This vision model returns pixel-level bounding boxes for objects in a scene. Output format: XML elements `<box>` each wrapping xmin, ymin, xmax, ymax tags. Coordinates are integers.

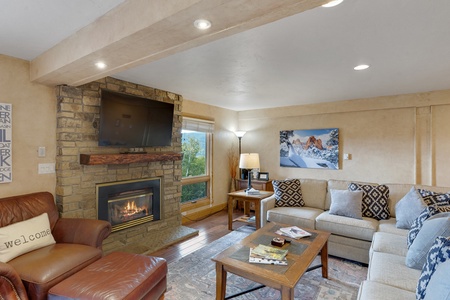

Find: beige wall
<box><xmin>0</xmin><ymin>55</ymin><xmax>57</xmax><ymax>196</ymax></box>
<box><xmin>238</xmin><ymin>90</ymin><xmax>450</xmax><ymax>187</ymax></box>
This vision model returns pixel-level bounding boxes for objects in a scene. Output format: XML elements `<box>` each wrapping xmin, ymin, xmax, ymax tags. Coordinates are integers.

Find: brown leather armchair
<box><xmin>0</xmin><ymin>192</ymin><xmax>112</xmax><ymax>300</ymax></box>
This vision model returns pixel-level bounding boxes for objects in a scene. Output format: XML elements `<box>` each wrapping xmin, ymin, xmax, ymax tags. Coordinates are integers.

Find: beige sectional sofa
<box><xmin>357</xmin><ymin>231</ymin><xmax>418</xmax><ymax>299</ymax></box>
<box><xmin>259</xmin><ymin>178</ymin><xmax>450</xmax><ymax>298</ymax></box>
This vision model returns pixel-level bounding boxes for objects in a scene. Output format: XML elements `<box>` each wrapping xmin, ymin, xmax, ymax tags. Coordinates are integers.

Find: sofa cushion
<box><xmin>348</xmin><ymin>183</ymin><xmax>390</xmax><ymax>220</ymax></box>
<box><xmin>407</xmin><ymin>205</ymin><xmax>450</xmax><ymax>248</ymax></box>
<box><xmin>0</xmin><ymin>213</ymin><xmax>56</xmax><ymax>263</ymax></box>
<box><xmin>371</xmin><ymin>232</ymin><xmax>408</xmax><ymax>257</ymax></box>
<box><xmin>406</xmin><ymin>214</ymin><xmax>450</xmax><ymax>269</ymax></box>
<box><xmin>8</xmin><ymin>243</ymin><xmax>102</xmax><ymax>299</ymax></box>
<box><xmin>378</xmin><ymin>219</ymin><xmax>409</xmax><ymax>236</ymax></box>
<box><xmin>316</xmin><ymin>211</ymin><xmax>378</xmax><ymax>241</ymax></box>
<box><xmin>298</xmin><ymin>178</ymin><xmax>327</xmax><ymax>210</ymax></box>
<box><xmin>395</xmin><ymin>187</ymin><xmax>426</xmax><ymax>229</ymax></box>
<box><xmin>417</xmin><ymin>188</ymin><xmax>450</xmax><ymax>206</ymax></box>
<box><xmin>272</xmin><ymin>179</ymin><xmax>305</xmax><ymax>207</ymax></box>
<box><xmin>329</xmin><ymin>189</ymin><xmax>363</xmax><ymax>219</ymax></box>
<box><xmin>368</xmin><ymin>252</ymin><xmax>421</xmax><ymax>292</ymax></box>
<box><xmin>416</xmin><ymin>236</ymin><xmax>450</xmax><ymax>300</ymax></box>
<box><xmin>267</xmin><ymin>206</ymin><xmax>322</xmax><ymax>229</ymax></box>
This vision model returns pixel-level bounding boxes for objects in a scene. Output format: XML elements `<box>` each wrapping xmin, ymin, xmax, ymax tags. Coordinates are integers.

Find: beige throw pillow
<box><xmin>0</xmin><ymin>212</ymin><xmax>56</xmax><ymax>262</ymax></box>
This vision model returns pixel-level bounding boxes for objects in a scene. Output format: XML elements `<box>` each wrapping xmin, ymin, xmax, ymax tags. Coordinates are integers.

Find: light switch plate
<box><xmin>38</xmin><ymin>163</ymin><xmax>55</xmax><ymax>174</ymax></box>
<box><xmin>38</xmin><ymin>147</ymin><xmax>46</xmax><ymax>157</ymax></box>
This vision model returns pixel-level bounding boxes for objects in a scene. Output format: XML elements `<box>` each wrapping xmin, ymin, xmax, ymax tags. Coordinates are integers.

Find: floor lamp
<box><xmin>239</xmin><ymin>153</ymin><xmax>260</xmax><ymax>191</ymax></box>
<box><xmin>234</xmin><ymin>131</ymin><xmax>246</xmax><ymax>179</ymax></box>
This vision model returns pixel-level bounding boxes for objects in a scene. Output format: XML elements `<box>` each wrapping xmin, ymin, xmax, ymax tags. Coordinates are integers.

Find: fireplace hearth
<box><xmin>96</xmin><ymin>178</ymin><xmax>162</xmax><ymax>232</ymax></box>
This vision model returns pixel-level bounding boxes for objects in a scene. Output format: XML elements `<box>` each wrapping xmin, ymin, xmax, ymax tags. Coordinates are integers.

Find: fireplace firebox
<box><xmin>96</xmin><ymin>178</ymin><xmax>162</xmax><ymax>232</ymax></box>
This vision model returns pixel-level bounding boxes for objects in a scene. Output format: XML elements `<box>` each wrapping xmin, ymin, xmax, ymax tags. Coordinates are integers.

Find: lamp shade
<box><xmin>234</xmin><ymin>131</ymin><xmax>246</xmax><ymax>138</ymax></box>
<box><xmin>239</xmin><ymin>153</ymin><xmax>260</xmax><ymax>169</ymax></box>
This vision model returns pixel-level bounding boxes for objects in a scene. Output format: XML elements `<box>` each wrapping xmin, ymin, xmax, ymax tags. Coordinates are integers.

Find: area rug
<box><xmin>165</xmin><ymin>229</ymin><xmax>368</xmax><ymax>300</ymax></box>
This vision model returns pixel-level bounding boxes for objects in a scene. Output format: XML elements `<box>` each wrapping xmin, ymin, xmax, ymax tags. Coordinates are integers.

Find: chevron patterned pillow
<box><xmin>348</xmin><ymin>183</ymin><xmax>390</xmax><ymax>220</ymax></box>
<box><xmin>272</xmin><ymin>179</ymin><xmax>305</xmax><ymax>207</ymax></box>
<box><xmin>407</xmin><ymin>205</ymin><xmax>450</xmax><ymax>248</ymax></box>
<box><xmin>416</xmin><ymin>236</ymin><xmax>450</xmax><ymax>300</ymax></box>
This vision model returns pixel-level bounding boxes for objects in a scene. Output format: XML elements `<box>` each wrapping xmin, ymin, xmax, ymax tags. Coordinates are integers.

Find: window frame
<box><xmin>180</xmin><ymin>116</ymin><xmax>214</xmax><ymax>212</ymax></box>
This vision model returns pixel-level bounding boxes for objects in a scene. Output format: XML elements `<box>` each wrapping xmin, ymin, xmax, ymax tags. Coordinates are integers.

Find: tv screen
<box><xmin>98</xmin><ymin>90</ymin><xmax>174</xmax><ymax>147</ymax></box>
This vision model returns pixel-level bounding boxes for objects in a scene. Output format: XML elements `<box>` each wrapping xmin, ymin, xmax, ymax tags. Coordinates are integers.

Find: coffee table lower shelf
<box><xmin>222</xmin><ymin>263</ymin><xmax>324</xmax><ymax>299</ymax></box>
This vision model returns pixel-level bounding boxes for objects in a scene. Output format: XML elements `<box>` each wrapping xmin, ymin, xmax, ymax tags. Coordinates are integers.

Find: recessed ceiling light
<box><xmin>95</xmin><ymin>62</ymin><xmax>107</xmax><ymax>69</ymax></box>
<box><xmin>322</xmin><ymin>0</ymin><xmax>344</xmax><ymax>8</ymax></box>
<box><xmin>354</xmin><ymin>64</ymin><xmax>370</xmax><ymax>71</ymax></box>
<box><xmin>194</xmin><ymin>19</ymin><xmax>211</xmax><ymax>30</ymax></box>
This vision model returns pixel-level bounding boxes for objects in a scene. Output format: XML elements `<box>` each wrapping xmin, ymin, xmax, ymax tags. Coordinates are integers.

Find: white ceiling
<box><xmin>2</xmin><ymin>0</ymin><xmax>450</xmax><ymax>111</ymax></box>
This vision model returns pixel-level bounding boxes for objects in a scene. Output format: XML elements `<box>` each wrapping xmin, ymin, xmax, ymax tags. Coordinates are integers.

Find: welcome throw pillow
<box><xmin>0</xmin><ymin>213</ymin><xmax>56</xmax><ymax>262</ymax></box>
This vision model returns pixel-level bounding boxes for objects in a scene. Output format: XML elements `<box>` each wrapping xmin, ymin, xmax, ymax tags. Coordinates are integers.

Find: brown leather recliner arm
<box><xmin>52</xmin><ymin>218</ymin><xmax>112</xmax><ymax>250</ymax></box>
<box><xmin>0</xmin><ymin>262</ymin><xmax>28</xmax><ymax>300</ymax></box>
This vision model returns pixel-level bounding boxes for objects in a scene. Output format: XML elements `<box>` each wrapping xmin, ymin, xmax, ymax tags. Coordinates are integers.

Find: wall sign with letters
<box><xmin>0</xmin><ymin>103</ymin><xmax>12</xmax><ymax>183</ymax></box>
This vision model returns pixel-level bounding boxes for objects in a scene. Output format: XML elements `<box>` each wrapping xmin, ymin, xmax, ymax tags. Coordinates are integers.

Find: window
<box><xmin>181</xmin><ymin>117</ymin><xmax>214</xmax><ymax>210</ymax></box>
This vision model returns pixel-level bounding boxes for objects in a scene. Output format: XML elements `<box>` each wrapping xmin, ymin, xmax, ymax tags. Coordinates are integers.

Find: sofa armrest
<box><xmin>260</xmin><ymin>195</ymin><xmax>276</xmax><ymax>228</ymax></box>
<box><xmin>0</xmin><ymin>262</ymin><xmax>28</xmax><ymax>300</ymax></box>
<box><xmin>52</xmin><ymin>218</ymin><xmax>112</xmax><ymax>250</ymax></box>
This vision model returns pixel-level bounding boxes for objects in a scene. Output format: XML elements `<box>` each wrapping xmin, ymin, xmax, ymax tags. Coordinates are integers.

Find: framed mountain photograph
<box><xmin>279</xmin><ymin>128</ymin><xmax>339</xmax><ymax>169</ymax></box>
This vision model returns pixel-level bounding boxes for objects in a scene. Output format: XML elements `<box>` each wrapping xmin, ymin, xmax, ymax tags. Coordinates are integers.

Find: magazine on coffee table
<box><xmin>249</xmin><ymin>247</ymin><xmax>288</xmax><ymax>265</ymax></box>
<box><xmin>277</xmin><ymin>226</ymin><xmax>311</xmax><ymax>239</ymax></box>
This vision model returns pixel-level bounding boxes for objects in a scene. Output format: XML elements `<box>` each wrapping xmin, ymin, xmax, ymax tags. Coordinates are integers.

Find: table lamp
<box><xmin>239</xmin><ymin>153</ymin><xmax>260</xmax><ymax>191</ymax></box>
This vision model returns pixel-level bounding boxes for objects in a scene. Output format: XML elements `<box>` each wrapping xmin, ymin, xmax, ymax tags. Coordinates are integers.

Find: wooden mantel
<box><xmin>80</xmin><ymin>152</ymin><xmax>183</xmax><ymax>165</ymax></box>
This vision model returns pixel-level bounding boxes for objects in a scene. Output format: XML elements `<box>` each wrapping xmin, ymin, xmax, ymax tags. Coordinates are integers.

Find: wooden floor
<box><xmin>149</xmin><ymin>208</ymin><xmax>252</xmax><ymax>264</ymax></box>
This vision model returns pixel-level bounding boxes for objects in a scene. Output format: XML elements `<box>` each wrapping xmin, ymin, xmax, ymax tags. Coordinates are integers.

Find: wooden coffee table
<box><xmin>212</xmin><ymin>222</ymin><xmax>330</xmax><ymax>300</ymax></box>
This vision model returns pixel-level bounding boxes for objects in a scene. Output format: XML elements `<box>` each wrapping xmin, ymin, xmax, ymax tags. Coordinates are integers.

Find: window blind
<box><xmin>182</xmin><ymin>117</ymin><xmax>214</xmax><ymax>133</ymax></box>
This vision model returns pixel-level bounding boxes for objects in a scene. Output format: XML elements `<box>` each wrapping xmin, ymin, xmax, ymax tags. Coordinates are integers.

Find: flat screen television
<box><xmin>98</xmin><ymin>90</ymin><xmax>174</xmax><ymax>147</ymax></box>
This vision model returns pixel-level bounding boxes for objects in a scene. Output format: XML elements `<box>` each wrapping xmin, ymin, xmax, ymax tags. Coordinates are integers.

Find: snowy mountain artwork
<box><xmin>280</xmin><ymin>128</ymin><xmax>339</xmax><ymax>169</ymax></box>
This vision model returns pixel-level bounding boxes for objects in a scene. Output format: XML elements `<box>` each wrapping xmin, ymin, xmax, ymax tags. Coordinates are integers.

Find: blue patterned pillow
<box><xmin>272</xmin><ymin>179</ymin><xmax>305</xmax><ymax>207</ymax></box>
<box><xmin>348</xmin><ymin>183</ymin><xmax>390</xmax><ymax>220</ymax></box>
<box><xmin>407</xmin><ymin>205</ymin><xmax>450</xmax><ymax>248</ymax></box>
<box><xmin>417</xmin><ymin>189</ymin><xmax>450</xmax><ymax>206</ymax></box>
<box><xmin>416</xmin><ymin>236</ymin><xmax>450</xmax><ymax>300</ymax></box>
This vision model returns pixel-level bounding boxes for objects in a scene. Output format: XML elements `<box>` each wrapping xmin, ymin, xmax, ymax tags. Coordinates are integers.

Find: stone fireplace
<box><xmin>55</xmin><ymin>77</ymin><xmax>196</xmax><ymax>254</ymax></box>
<box><xmin>96</xmin><ymin>177</ymin><xmax>161</xmax><ymax>232</ymax></box>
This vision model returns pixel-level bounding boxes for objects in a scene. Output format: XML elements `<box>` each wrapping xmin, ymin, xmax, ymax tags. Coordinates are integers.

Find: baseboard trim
<box><xmin>181</xmin><ymin>203</ymin><xmax>227</xmax><ymax>224</ymax></box>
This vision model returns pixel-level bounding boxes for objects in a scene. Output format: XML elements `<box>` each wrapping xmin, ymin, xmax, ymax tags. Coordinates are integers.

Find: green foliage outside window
<box><xmin>181</xmin><ymin>131</ymin><xmax>208</xmax><ymax>203</ymax></box>
<box><xmin>181</xmin><ymin>182</ymin><xmax>207</xmax><ymax>203</ymax></box>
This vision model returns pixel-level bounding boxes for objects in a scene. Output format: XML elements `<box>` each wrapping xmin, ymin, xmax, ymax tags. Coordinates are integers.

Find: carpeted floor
<box><xmin>165</xmin><ymin>228</ymin><xmax>368</xmax><ymax>300</ymax></box>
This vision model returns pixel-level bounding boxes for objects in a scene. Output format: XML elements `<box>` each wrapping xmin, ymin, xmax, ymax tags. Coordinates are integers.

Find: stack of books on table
<box><xmin>245</xmin><ymin>188</ymin><xmax>260</xmax><ymax>195</ymax></box>
<box><xmin>249</xmin><ymin>244</ymin><xmax>288</xmax><ymax>265</ymax></box>
<box><xmin>276</xmin><ymin>226</ymin><xmax>311</xmax><ymax>239</ymax></box>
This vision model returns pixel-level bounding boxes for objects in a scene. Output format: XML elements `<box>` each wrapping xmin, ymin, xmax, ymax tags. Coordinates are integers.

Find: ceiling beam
<box><xmin>30</xmin><ymin>0</ymin><xmax>328</xmax><ymax>87</ymax></box>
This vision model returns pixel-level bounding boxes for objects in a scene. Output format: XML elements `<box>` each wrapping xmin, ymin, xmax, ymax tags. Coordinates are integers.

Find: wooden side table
<box><xmin>227</xmin><ymin>190</ymin><xmax>273</xmax><ymax>230</ymax></box>
<box><xmin>235</xmin><ymin>179</ymin><xmax>273</xmax><ymax>211</ymax></box>
<box><xmin>235</xmin><ymin>179</ymin><xmax>273</xmax><ymax>191</ymax></box>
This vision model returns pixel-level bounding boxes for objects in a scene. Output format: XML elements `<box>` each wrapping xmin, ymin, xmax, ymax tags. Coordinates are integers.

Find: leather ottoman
<box><xmin>48</xmin><ymin>252</ymin><xmax>167</xmax><ymax>300</ymax></box>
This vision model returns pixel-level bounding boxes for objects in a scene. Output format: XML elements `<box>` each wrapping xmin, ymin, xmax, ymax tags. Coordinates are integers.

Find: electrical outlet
<box><xmin>38</xmin><ymin>163</ymin><xmax>55</xmax><ymax>174</ymax></box>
